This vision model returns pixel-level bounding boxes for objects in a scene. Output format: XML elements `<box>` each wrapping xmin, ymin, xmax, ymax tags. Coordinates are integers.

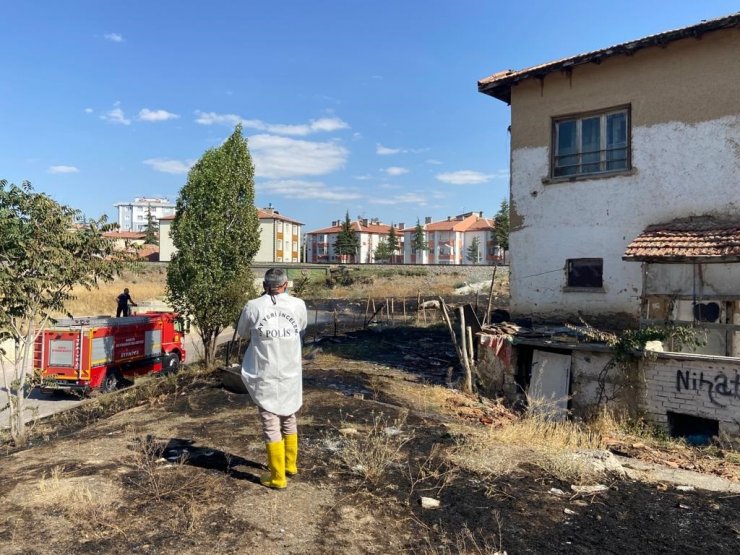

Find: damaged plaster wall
<box><xmin>645</xmin><ymin>263</ymin><xmax>740</xmax><ymax>297</ymax></box>
<box><xmin>507</xmin><ymin>28</ymin><xmax>740</xmax><ymax>324</ymax></box>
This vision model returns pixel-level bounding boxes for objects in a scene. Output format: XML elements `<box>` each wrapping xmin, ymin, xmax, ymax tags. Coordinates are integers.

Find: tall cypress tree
<box><xmin>166</xmin><ymin>124</ymin><xmax>260</xmax><ymax>366</ymax></box>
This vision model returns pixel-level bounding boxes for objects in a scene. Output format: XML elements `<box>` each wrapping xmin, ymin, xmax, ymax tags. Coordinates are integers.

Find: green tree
<box><xmin>494</xmin><ymin>199</ymin><xmax>510</xmax><ymax>251</ymax></box>
<box><xmin>143</xmin><ymin>206</ymin><xmax>158</xmax><ymax>245</ymax></box>
<box><xmin>0</xmin><ymin>180</ymin><xmax>131</xmax><ymax>446</ymax></box>
<box><xmin>166</xmin><ymin>125</ymin><xmax>260</xmax><ymax>366</ymax></box>
<box><xmin>387</xmin><ymin>225</ymin><xmax>399</xmax><ymax>263</ymax></box>
<box><xmin>411</xmin><ymin>219</ymin><xmax>428</xmax><ymax>259</ymax></box>
<box><xmin>373</xmin><ymin>238</ymin><xmax>392</xmax><ymax>263</ymax></box>
<box><xmin>334</xmin><ymin>211</ymin><xmax>359</xmax><ymax>262</ymax></box>
<box><xmin>466</xmin><ymin>236</ymin><xmax>481</xmax><ymax>264</ymax></box>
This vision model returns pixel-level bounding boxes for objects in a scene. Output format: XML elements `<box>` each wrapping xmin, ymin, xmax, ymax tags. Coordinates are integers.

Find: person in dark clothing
<box><xmin>116</xmin><ymin>288</ymin><xmax>137</xmax><ymax>317</ymax></box>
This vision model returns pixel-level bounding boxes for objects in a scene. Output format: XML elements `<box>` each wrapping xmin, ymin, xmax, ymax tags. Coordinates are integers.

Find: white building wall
<box><xmin>158</xmin><ymin>220</ymin><xmax>175</xmax><ymax>262</ymax></box>
<box><xmin>509</xmin><ymin>115</ymin><xmax>740</xmax><ymax>324</ymax></box>
<box><xmin>255</xmin><ymin>221</ymin><xmax>275</xmax><ymax>263</ymax></box>
<box><xmin>117</xmin><ymin>199</ymin><xmax>176</xmax><ymax>232</ymax></box>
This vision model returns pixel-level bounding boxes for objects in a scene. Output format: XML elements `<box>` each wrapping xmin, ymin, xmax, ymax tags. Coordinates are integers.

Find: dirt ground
<box><xmin>1</xmin><ymin>326</ymin><xmax>739</xmax><ymax>554</ymax></box>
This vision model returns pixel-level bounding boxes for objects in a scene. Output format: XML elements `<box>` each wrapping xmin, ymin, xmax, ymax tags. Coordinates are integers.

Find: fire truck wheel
<box><xmin>164</xmin><ymin>352</ymin><xmax>181</xmax><ymax>375</ymax></box>
<box><xmin>100</xmin><ymin>369</ymin><xmax>122</xmax><ymax>393</ymax></box>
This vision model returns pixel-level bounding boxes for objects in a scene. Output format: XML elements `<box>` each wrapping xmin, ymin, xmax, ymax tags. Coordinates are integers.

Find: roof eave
<box><xmin>623</xmin><ymin>255</ymin><xmax>740</xmax><ymax>263</ymax></box>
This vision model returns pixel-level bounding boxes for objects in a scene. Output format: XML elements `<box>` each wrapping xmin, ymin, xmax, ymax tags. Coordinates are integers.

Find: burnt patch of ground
<box><xmin>1</xmin><ymin>328</ymin><xmax>739</xmax><ymax>554</ymax></box>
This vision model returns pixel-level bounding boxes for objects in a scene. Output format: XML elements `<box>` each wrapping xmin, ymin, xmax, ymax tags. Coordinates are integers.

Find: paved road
<box><xmin>0</xmin><ymin>328</ymin><xmax>235</xmax><ymax>430</ymax></box>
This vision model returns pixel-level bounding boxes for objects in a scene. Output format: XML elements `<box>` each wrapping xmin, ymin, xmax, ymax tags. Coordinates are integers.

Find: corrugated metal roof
<box><xmin>623</xmin><ymin>219</ymin><xmax>740</xmax><ymax>262</ymax></box>
<box><xmin>479</xmin><ymin>13</ymin><xmax>740</xmax><ymax>103</ymax></box>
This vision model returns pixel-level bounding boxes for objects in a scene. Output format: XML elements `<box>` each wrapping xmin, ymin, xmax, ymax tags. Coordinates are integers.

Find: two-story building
<box><xmin>479</xmin><ymin>14</ymin><xmax>740</xmax><ymax>438</ymax></box>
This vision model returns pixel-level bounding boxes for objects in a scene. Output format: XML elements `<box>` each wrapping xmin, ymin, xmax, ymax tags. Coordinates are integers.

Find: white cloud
<box><xmin>376</xmin><ymin>143</ymin><xmax>429</xmax><ymax>156</ymax></box>
<box><xmin>369</xmin><ymin>192</ymin><xmax>427</xmax><ymax>205</ymax></box>
<box><xmin>376</xmin><ymin>143</ymin><xmax>401</xmax><ymax>155</ymax></box>
<box><xmin>257</xmin><ymin>180</ymin><xmax>361</xmax><ymax>201</ymax></box>
<box><xmin>378</xmin><ymin>183</ymin><xmax>400</xmax><ymax>190</ymax></box>
<box><xmin>84</xmin><ymin>107</ymin><xmax>93</xmax><ymax>114</ymax></box>
<box><xmin>104</xmin><ymin>33</ymin><xmax>124</xmax><ymax>43</ymax></box>
<box><xmin>353</xmin><ymin>174</ymin><xmax>373</xmax><ymax>181</ymax></box>
<box><xmin>194</xmin><ymin>111</ymin><xmax>242</xmax><ymax>126</ymax></box>
<box><xmin>435</xmin><ymin>170</ymin><xmax>495</xmax><ymax>185</ymax></box>
<box><xmin>138</xmin><ymin>108</ymin><xmax>180</xmax><ymax>122</ymax></box>
<box><xmin>383</xmin><ymin>166</ymin><xmax>409</xmax><ymax>176</ymax></box>
<box><xmin>425</xmin><ymin>159</ymin><xmax>443</xmax><ymax>165</ymax></box>
<box><xmin>194</xmin><ymin>111</ymin><xmax>349</xmax><ymax>136</ymax></box>
<box><xmin>143</xmin><ymin>158</ymin><xmax>194</xmax><ymax>174</ymax></box>
<box><xmin>48</xmin><ymin>165</ymin><xmax>79</xmax><ymax>174</ymax></box>
<box><xmin>100</xmin><ymin>103</ymin><xmax>130</xmax><ymax>125</ymax></box>
<box><xmin>250</xmin><ymin>134</ymin><xmax>348</xmax><ymax>178</ymax></box>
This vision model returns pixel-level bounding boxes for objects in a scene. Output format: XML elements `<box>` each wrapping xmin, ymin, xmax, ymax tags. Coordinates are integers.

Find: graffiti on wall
<box><xmin>676</xmin><ymin>370</ymin><xmax>740</xmax><ymax>408</ymax></box>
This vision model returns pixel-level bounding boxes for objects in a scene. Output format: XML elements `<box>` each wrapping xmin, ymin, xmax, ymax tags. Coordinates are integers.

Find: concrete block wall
<box><xmin>639</xmin><ymin>357</ymin><xmax>740</xmax><ymax>436</ymax></box>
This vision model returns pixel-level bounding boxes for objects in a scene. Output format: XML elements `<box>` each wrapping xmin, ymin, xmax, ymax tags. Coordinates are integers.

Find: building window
<box><xmin>566</xmin><ymin>258</ymin><xmax>603</xmax><ymax>289</ymax></box>
<box><xmin>552</xmin><ymin>107</ymin><xmax>629</xmax><ymax>178</ymax></box>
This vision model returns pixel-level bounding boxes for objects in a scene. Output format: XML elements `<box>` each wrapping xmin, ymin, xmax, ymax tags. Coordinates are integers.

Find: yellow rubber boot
<box><xmin>284</xmin><ymin>433</ymin><xmax>298</xmax><ymax>476</ymax></box>
<box><xmin>260</xmin><ymin>440</ymin><xmax>287</xmax><ymax>489</ymax></box>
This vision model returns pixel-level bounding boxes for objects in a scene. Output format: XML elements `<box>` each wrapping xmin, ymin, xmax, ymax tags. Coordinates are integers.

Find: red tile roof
<box><xmin>623</xmin><ymin>219</ymin><xmax>740</xmax><ymax>262</ymax></box>
<box><xmin>258</xmin><ymin>209</ymin><xmax>303</xmax><ymax>225</ymax></box>
<box><xmin>307</xmin><ymin>220</ymin><xmax>393</xmax><ymax>235</ymax></box>
<box><xmin>425</xmin><ymin>214</ymin><xmax>494</xmax><ymax>232</ymax></box>
<box><xmin>104</xmin><ymin>231</ymin><xmax>147</xmax><ymax>240</ymax></box>
<box><xmin>479</xmin><ymin>13</ymin><xmax>740</xmax><ymax>103</ymax></box>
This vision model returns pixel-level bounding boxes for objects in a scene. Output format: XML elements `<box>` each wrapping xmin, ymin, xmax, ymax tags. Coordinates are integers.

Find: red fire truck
<box><xmin>34</xmin><ymin>312</ymin><xmax>187</xmax><ymax>394</ymax></box>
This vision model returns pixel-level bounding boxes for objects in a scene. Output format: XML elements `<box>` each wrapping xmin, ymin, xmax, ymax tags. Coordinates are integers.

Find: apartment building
<box><xmin>158</xmin><ymin>206</ymin><xmax>303</xmax><ymax>263</ymax></box>
<box><xmin>115</xmin><ymin>197</ymin><xmax>175</xmax><ymax>232</ymax></box>
<box><xmin>402</xmin><ymin>212</ymin><xmax>498</xmax><ymax>265</ymax></box>
<box><xmin>305</xmin><ymin>218</ymin><xmax>404</xmax><ymax>264</ymax></box>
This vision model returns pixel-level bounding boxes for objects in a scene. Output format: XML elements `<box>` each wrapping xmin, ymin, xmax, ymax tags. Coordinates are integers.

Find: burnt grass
<box><xmin>0</xmin><ymin>326</ymin><xmax>739</xmax><ymax>554</ymax></box>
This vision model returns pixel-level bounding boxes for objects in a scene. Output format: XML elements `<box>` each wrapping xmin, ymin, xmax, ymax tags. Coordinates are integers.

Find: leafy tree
<box><xmin>411</xmin><ymin>219</ymin><xmax>428</xmax><ymax>259</ymax></box>
<box><xmin>466</xmin><ymin>236</ymin><xmax>481</xmax><ymax>264</ymax></box>
<box><xmin>0</xmin><ymin>180</ymin><xmax>131</xmax><ymax>446</ymax></box>
<box><xmin>494</xmin><ymin>199</ymin><xmax>510</xmax><ymax>251</ymax></box>
<box><xmin>387</xmin><ymin>225</ymin><xmax>399</xmax><ymax>263</ymax></box>
<box><xmin>166</xmin><ymin>125</ymin><xmax>260</xmax><ymax>366</ymax></box>
<box><xmin>373</xmin><ymin>238</ymin><xmax>392</xmax><ymax>263</ymax></box>
<box><xmin>334</xmin><ymin>211</ymin><xmax>359</xmax><ymax>262</ymax></box>
<box><xmin>143</xmin><ymin>206</ymin><xmax>158</xmax><ymax>245</ymax></box>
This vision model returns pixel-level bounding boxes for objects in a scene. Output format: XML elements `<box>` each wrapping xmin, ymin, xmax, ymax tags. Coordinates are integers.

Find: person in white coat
<box><xmin>237</xmin><ymin>268</ymin><xmax>307</xmax><ymax>489</ymax></box>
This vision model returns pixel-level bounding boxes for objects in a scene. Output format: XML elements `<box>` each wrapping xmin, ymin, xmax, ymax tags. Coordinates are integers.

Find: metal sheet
<box><xmin>49</xmin><ymin>340</ymin><xmax>75</xmax><ymax>367</ymax></box>
<box><xmin>91</xmin><ymin>336</ymin><xmax>115</xmax><ymax>365</ymax></box>
<box><xmin>145</xmin><ymin>329</ymin><xmax>162</xmax><ymax>356</ymax></box>
<box><xmin>530</xmin><ymin>350</ymin><xmax>572</xmax><ymax>421</ymax></box>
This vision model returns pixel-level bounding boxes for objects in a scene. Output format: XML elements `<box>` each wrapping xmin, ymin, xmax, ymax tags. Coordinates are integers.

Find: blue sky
<box><xmin>1</xmin><ymin>1</ymin><xmax>737</xmax><ymax>232</ymax></box>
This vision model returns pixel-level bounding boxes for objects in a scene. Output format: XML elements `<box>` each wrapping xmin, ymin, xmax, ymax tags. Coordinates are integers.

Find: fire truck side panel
<box><xmin>35</xmin><ymin>312</ymin><xmax>186</xmax><ymax>392</ymax></box>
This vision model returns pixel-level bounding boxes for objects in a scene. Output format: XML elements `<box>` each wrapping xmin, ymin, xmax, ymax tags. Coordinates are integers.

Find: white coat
<box><xmin>237</xmin><ymin>292</ymin><xmax>308</xmax><ymax>416</ymax></box>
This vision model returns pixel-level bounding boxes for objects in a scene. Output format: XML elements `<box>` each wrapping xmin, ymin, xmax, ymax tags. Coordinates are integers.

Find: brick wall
<box><xmin>639</xmin><ymin>357</ymin><xmax>740</xmax><ymax>436</ymax></box>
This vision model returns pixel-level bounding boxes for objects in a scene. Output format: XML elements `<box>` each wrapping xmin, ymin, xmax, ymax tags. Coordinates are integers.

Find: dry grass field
<box><xmin>59</xmin><ymin>264</ymin><xmax>509</xmax><ymax>317</ymax></box>
<box><xmin>60</xmin><ymin>266</ymin><xmax>168</xmax><ymax>317</ymax></box>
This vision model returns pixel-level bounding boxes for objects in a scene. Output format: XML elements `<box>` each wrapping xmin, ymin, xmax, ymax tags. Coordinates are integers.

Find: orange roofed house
<box><xmin>305</xmin><ymin>218</ymin><xmax>405</xmax><ymax>264</ymax></box>
<box><xmin>403</xmin><ymin>212</ymin><xmax>498</xmax><ymax>265</ymax></box>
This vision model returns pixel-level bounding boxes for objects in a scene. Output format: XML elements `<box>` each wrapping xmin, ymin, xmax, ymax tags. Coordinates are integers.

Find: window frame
<box><xmin>551</xmin><ymin>105</ymin><xmax>631</xmax><ymax>180</ymax></box>
<box><xmin>564</xmin><ymin>258</ymin><xmax>604</xmax><ymax>291</ymax></box>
